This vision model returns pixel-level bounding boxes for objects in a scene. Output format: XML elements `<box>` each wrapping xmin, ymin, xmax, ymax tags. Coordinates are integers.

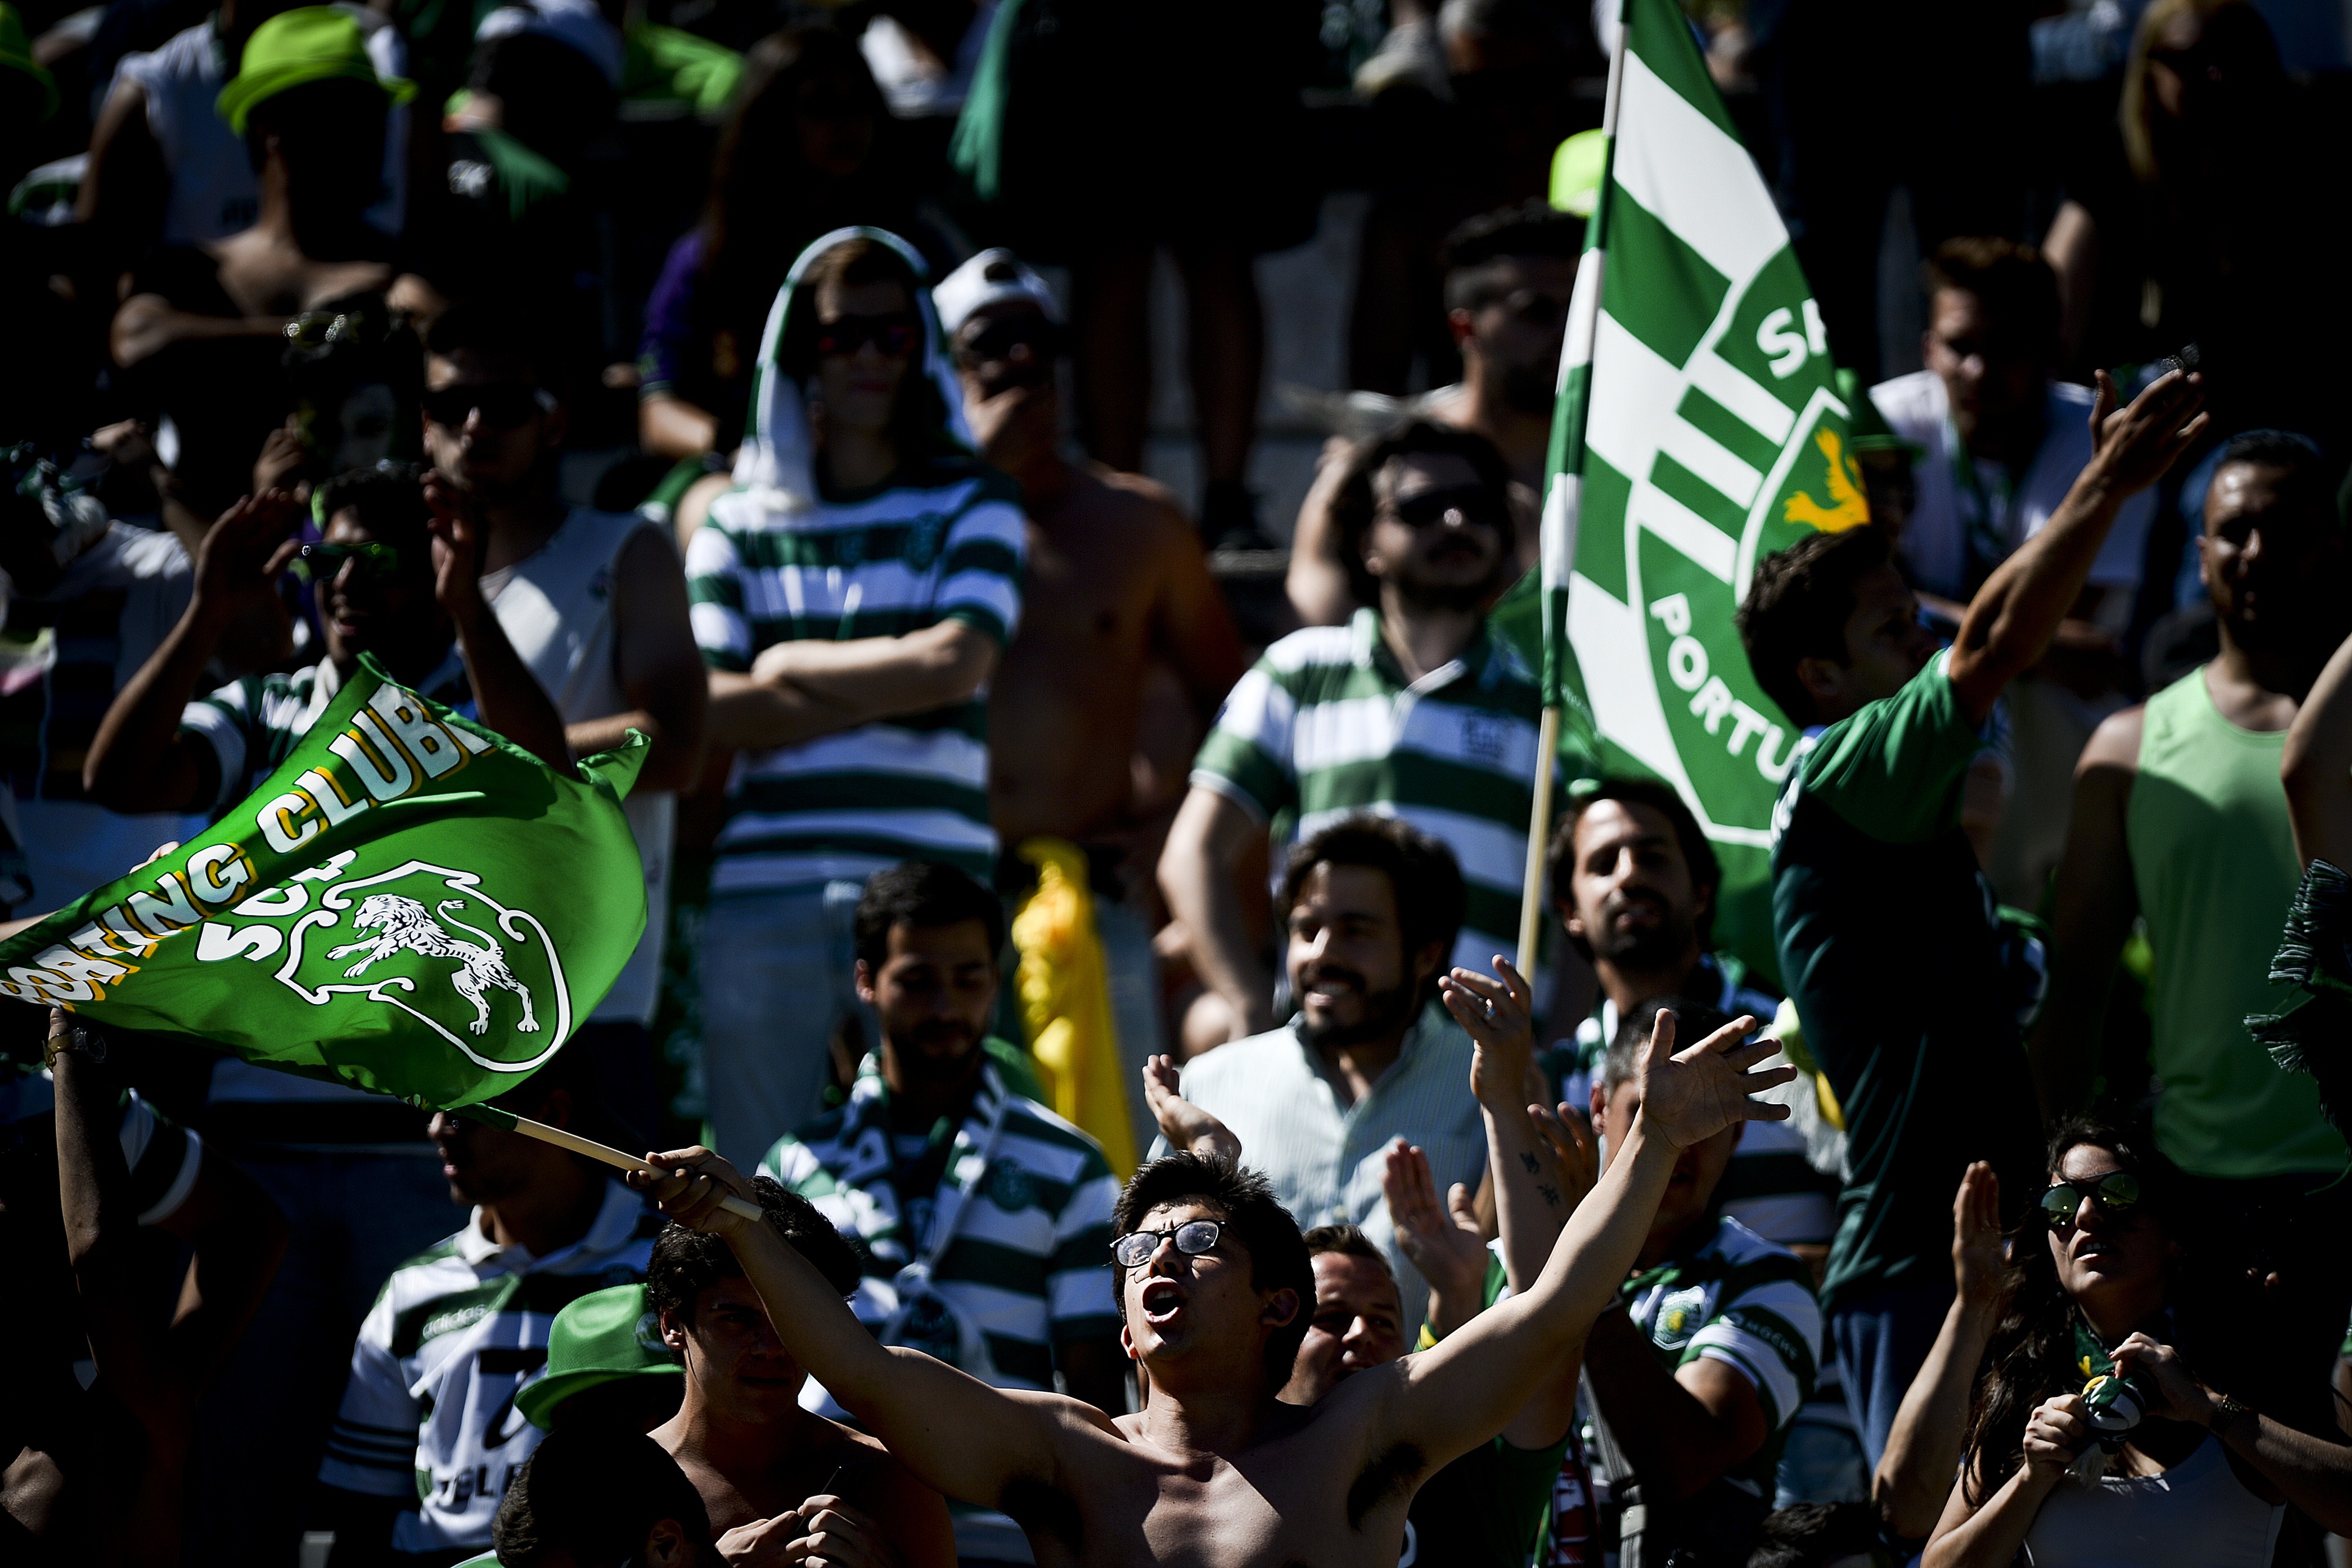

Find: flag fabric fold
<box><xmin>1536</xmin><ymin>0</ymin><xmax>1869</xmax><ymax>981</ymax></box>
<box><xmin>0</xmin><ymin>656</ymin><xmax>649</xmax><ymax>1111</ymax></box>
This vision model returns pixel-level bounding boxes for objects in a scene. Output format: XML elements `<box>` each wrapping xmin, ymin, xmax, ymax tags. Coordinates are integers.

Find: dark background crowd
<box><xmin>8</xmin><ymin>0</ymin><xmax>2352</xmax><ymax>1566</ymax></box>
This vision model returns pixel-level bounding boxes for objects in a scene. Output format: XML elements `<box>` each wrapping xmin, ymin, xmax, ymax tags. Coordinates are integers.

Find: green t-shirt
<box><xmin>1406</xmin><ymin>1253</ymin><xmax>1573</xmax><ymax>1568</ymax></box>
<box><xmin>1769</xmin><ymin>652</ymin><xmax>2042</xmax><ymax>1309</ymax></box>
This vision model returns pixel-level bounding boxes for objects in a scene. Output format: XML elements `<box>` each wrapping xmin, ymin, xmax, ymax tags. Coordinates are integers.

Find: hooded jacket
<box><xmin>683</xmin><ymin>228</ymin><xmax>1027</xmax><ymax>895</ymax></box>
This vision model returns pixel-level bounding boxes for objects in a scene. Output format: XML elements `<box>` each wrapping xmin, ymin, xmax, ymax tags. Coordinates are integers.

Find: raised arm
<box><xmin>85</xmin><ymin>490</ymin><xmax>304</xmax><ymax>811</ymax></box>
<box><xmin>2284</xmin><ymin>626</ymin><xmax>2352</xmax><ymax>871</ymax></box>
<box><xmin>1367</xmin><ymin>1011</ymin><xmax>1792</xmax><ymax>1470</ymax></box>
<box><xmin>425</xmin><ymin>476</ymin><xmax>573</xmax><ymax>773</ymax></box>
<box><xmin>634</xmin><ymin>1149</ymin><xmax>1097</xmax><ymax>1511</ymax></box>
<box><xmin>1875</xmin><ymin>1162</ymin><xmax>2006</xmax><ymax>1539</ymax></box>
<box><xmin>1141</xmin><ymin>1054</ymin><xmax>1243</xmax><ymax>1164</ymax></box>
<box><xmin>2027</xmin><ymin>708</ymin><xmax>2142</xmax><ymax>1119</ymax></box>
<box><xmin>1947</xmin><ymin>370</ymin><xmax>2205</xmax><ymax>724</ymax></box>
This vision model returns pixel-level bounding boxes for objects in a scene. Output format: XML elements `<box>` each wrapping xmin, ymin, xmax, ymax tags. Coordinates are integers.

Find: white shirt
<box><xmin>481</xmin><ymin>507</ymin><xmax>678</xmax><ymax>1025</ymax></box>
<box><xmin>1869</xmin><ymin>370</ymin><xmax>2156</xmax><ymax>602</ymax></box>
<box><xmin>1158</xmin><ymin>1003</ymin><xmax>1486</xmax><ymax>1333</ymax></box>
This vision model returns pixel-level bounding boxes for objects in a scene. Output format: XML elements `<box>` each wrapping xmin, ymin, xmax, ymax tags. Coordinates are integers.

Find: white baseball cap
<box><xmin>933</xmin><ymin>248</ymin><xmax>1064</xmax><ymax>339</ymax></box>
<box><xmin>475</xmin><ymin>0</ymin><xmax>622</xmax><ymax>88</ymax></box>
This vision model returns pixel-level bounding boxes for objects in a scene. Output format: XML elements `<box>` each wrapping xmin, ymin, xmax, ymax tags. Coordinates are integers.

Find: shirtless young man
<box><xmin>933</xmin><ymin>249</ymin><xmax>1247</xmax><ymax>856</ymax></box>
<box><xmin>633</xmin><ymin>1006</ymin><xmax>1792</xmax><ymax>1568</ymax></box>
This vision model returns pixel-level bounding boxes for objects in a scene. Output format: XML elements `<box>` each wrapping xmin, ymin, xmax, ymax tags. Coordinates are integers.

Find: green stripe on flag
<box><xmin>1604</xmin><ymin>190</ymin><xmax>1728</xmax><ymax>366</ymax></box>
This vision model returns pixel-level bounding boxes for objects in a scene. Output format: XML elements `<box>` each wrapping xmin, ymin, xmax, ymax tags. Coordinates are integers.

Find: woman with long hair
<box><xmin>1925</xmin><ymin>1121</ymin><xmax>2352</xmax><ymax>1565</ymax></box>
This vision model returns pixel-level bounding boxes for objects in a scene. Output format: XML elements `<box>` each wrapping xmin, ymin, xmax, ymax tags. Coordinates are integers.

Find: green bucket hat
<box><xmin>514</xmin><ymin>1283</ymin><xmax>680</xmax><ymax>1430</ymax></box>
<box><xmin>1</xmin><ymin>5</ymin><xmax>59</xmax><ymax>121</ymax></box>
<box><xmin>216</xmin><ymin>6</ymin><xmax>416</xmax><ymax>136</ymax></box>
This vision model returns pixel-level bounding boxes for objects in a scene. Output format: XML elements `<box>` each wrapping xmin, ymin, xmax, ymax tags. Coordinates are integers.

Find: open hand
<box><xmin>628</xmin><ymin>1146</ymin><xmax>756</xmax><ymax>1236</ymax></box>
<box><xmin>423</xmin><ymin>471</ymin><xmax>487</xmax><ymax>622</ymax></box>
<box><xmin>1381</xmin><ymin>1138</ymin><xmax>1488</xmax><ymax>1306</ymax></box>
<box><xmin>1528</xmin><ymin>1098</ymin><xmax>1599</xmax><ymax>1212</ymax></box>
<box><xmin>1952</xmin><ymin>1161</ymin><xmax>2006</xmax><ymax>1308</ymax></box>
<box><xmin>1141</xmin><ymin>1055</ymin><xmax>1241</xmax><ymax>1162</ymax></box>
<box><xmin>2109</xmin><ymin>1333</ymin><xmax>2216</xmax><ymax>1426</ymax></box>
<box><xmin>253</xmin><ymin>419</ymin><xmax>312</xmax><ymax>494</ymax></box>
<box><xmin>1633</xmin><ymin>1010</ymin><xmax>1794</xmax><ymax>1150</ymax></box>
<box><xmin>1441</xmin><ymin>957</ymin><xmax>1535</xmax><ymax>1110</ymax></box>
<box><xmin>2023</xmin><ymin>1392</ymin><xmax>2090</xmax><ymax>1479</ymax></box>
<box><xmin>193</xmin><ymin>489</ymin><xmax>305</xmax><ymax>609</ymax></box>
<box><xmin>2086</xmin><ymin>366</ymin><xmax>2208</xmax><ymax>498</ymax></box>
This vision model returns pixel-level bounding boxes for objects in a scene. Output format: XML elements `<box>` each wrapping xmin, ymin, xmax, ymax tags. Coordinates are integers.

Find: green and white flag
<box><xmin>1539</xmin><ymin>0</ymin><xmax>1870</xmax><ymax>978</ymax></box>
<box><xmin>0</xmin><ymin>658</ymin><xmax>647</xmax><ymax>1111</ymax></box>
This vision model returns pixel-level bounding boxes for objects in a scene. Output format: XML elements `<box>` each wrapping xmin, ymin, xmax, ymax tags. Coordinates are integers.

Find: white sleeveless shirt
<box><xmin>2023</xmin><ymin>1435</ymin><xmax>2284</xmax><ymax>1568</ymax></box>
<box><xmin>482</xmin><ymin>508</ymin><xmax>679</xmax><ymax>1026</ymax></box>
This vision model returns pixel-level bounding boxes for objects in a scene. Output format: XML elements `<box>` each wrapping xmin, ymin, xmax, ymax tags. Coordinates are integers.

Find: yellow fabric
<box><xmin>1010</xmin><ymin>838</ymin><xmax>1138</xmax><ymax>1175</ymax></box>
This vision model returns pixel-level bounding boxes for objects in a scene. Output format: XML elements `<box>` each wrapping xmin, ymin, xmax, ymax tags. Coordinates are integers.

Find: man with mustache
<box><xmin>754</xmin><ymin>861</ymin><xmax>1126</xmax><ymax>1563</ymax></box>
<box><xmin>1162</xmin><ymin>420</ymin><xmax>1545</xmax><ymax>1045</ymax></box>
<box><xmin>1152</xmin><ymin>816</ymin><xmax>1488</xmax><ymax>1332</ymax></box>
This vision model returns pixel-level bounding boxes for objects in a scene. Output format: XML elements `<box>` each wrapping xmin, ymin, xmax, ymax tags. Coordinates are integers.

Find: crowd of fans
<box><xmin>7</xmin><ymin>0</ymin><xmax>2352</xmax><ymax>1566</ymax></box>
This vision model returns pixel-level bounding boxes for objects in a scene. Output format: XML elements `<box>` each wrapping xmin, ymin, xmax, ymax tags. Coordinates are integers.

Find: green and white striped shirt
<box><xmin>684</xmin><ymin>456</ymin><xmax>1025</xmax><ymax>894</ymax></box>
<box><xmin>1190</xmin><ymin>608</ymin><xmax>1550</xmax><ymax>974</ymax></box>
<box><xmin>178</xmin><ymin>651</ymin><xmax>469</xmax><ymax>812</ymax></box>
<box><xmin>756</xmin><ymin>1058</ymin><xmax>1120</xmax><ymax>1394</ymax></box>
<box><xmin>1614</xmin><ymin>1215</ymin><xmax>1822</xmax><ymax>1493</ymax></box>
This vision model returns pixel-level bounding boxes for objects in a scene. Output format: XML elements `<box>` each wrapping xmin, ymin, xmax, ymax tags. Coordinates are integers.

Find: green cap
<box><xmin>1</xmin><ymin>5</ymin><xmax>59</xmax><ymax>121</ymax></box>
<box><xmin>1836</xmin><ymin>367</ymin><xmax>1921</xmax><ymax>460</ymax></box>
<box><xmin>514</xmin><ymin>1283</ymin><xmax>680</xmax><ymax>1430</ymax></box>
<box><xmin>1549</xmin><ymin>129</ymin><xmax>1607</xmax><ymax>219</ymax></box>
<box><xmin>216</xmin><ymin>6</ymin><xmax>416</xmax><ymax>136</ymax></box>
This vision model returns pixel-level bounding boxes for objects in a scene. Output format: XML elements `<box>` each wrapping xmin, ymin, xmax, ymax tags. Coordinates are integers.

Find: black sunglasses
<box><xmin>956</xmin><ymin>316</ymin><xmax>1065</xmax><ymax>367</ymax></box>
<box><xmin>1385</xmin><ymin>484</ymin><xmax>1509</xmax><ymax>530</ymax></box>
<box><xmin>290</xmin><ymin>541</ymin><xmax>403</xmax><ymax>584</ymax></box>
<box><xmin>1111</xmin><ymin>1218</ymin><xmax>1224</xmax><ymax>1269</ymax></box>
<box><xmin>2040</xmin><ymin>1171</ymin><xmax>2143</xmax><ymax>1229</ymax></box>
<box><xmin>814</xmin><ymin>313</ymin><xmax>920</xmax><ymax>360</ymax></box>
<box><xmin>423</xmin><ymin>382</ymin><xmax>552</xmax><ymax>430</ymax></box>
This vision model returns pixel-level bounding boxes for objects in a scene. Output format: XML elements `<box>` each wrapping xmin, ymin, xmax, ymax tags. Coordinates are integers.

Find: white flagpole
<box><xmin>1514</xmin><ymin>0</ymin><xmax>1629</xmax><ymax>980</ymax></box>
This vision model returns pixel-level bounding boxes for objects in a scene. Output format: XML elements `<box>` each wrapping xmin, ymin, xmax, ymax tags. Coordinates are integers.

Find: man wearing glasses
<box><xmin>1161</xmin><ymin>418</ymin><xmax>1551</xmax><ymax>1047</ymax></box>
<box><xmin>633</xmin><ymin>1003</ymin><xmax>1795</xmax><ymax>1568</ymax></box>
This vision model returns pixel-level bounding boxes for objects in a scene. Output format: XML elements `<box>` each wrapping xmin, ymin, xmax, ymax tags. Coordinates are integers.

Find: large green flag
<box><xmin>1538</xmin><ymin>0</ymin><xmax>1870</xmax><ymax>983</ymax></box>
<box><xmin>0</xmin><ymin>657</ymin><xmax>647</xmax><ymax>1111</ymax></box>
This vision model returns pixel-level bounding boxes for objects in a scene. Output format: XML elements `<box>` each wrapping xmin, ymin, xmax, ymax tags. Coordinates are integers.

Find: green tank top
<box><xmin>2127</xmin><ymin>668</ymin><xmax>2346</xmax><ymax>1178</ymax></box>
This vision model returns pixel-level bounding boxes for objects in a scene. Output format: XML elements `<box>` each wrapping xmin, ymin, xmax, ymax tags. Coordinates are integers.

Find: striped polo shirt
<box><xmin>756</xmin><ymin>1057</ymin><xmax>1121</xmax><ymax>1393</ymax></box>
<box><xmin>684</xmin><ymin>455</ymin><xmax>1025</xmax><ymax>895</ymax></box>
<box><xmin>319</xmin><ymin>1181</ymin><xmax>657</xmax><ymax>1554</ymax></box>
<box><xmin>178</xmin><ymin>649</ymin><xmax>470</xmax><ymax>811</ymax></box>
<box><xmin>1152</xmin><ymin>1002</ymin><xmax>1486</xmax><ymax>1334</ymax></box>
<box><xmin>1191</xmin><ymin>608</ymin><xmax>1549</xmax><ymax>975</ymax></box>
<box><xmin>1610</xmin><ymin>1214</ymin><xmax>1822</xmax><ymax>1495</ymax></box>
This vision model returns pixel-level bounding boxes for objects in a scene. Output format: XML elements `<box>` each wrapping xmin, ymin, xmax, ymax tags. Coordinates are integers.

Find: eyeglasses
<box><xmin>956</xmin><ymin>316</ymin><xmax>1065</xmax><ymax>367</ymax></box>
<box><xmin>422</xmin><ymin>382</ymin><xmax>554</xmax><ymax>430</ymax></box>
<box><xmin>1383</xmin><ymin>484</ymin><xmax>1509</xmax><ymax>530</ymax></box>
<box><xmin>1111</xmin><ymin>1218</ymin><xmax>1224</xmax><ymax>1268</ymax></box>
<box><xmin>290</xmin><ymin>541</ymin><xmax>403</xmax><ymax>583</ymax></box>
<box><xmin>2039</xmin><ymin>1171</ymin><xmax>2142</xmax><ymax>1229</ymax></box>
<box><xmin>814</xmin><ymin>313</ymin><xmax>919</xmax><ymax>360</ymax></box>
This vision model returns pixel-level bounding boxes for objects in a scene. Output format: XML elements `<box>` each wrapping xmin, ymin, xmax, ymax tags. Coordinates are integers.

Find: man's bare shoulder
<box><xmin>2079</xmin><ymin>702</ymin><xmax>2147</xmax><ymax>778</ymax></box>
<box><xmin>1078</xmin><ymin>464</ymin><xmax>1197</xmax><ymax>542</ymax></box>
